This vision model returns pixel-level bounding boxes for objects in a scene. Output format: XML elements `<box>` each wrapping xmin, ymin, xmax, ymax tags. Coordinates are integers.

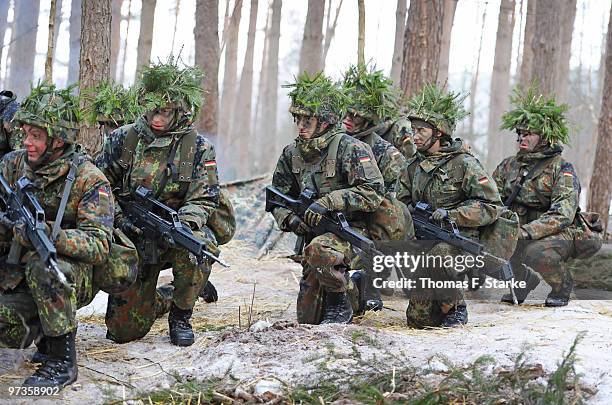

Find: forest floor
<box><xmin>0</xmin><ymin>238</ymin><xmax>611</xmax><ymax>404</ymax></box>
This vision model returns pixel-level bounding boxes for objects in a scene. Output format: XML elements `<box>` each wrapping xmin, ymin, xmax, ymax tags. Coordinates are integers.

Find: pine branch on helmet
<box><xmin>82</xmin><ymin>81</ymin><xmax>142</xmax><ymax>128</ymax></box>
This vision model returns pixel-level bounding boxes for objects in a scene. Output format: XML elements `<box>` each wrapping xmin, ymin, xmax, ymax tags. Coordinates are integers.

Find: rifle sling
<box><xmin>51</xmin><ymin>152</ymin><xmax>81</xmax><ymax>241</ymax></box>
<box><xmin>504</xmin><ymin>156</ymin><xmax>556</xmax><ymax>207</ymax></box>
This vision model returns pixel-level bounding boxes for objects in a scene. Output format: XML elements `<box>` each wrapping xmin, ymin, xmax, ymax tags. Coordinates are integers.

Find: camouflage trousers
<box><xmin>0</xmin><ymin>254</ymin><xmax>94</xmax><ymax>349</ymax></box>
<box><xmin>405</xmin><ymin>242</ymin><xmax>466</xmax><ymax>328</ymax></box>
<box><xmin>105</xmin><ymin>227</ymin><xmax>216</xmax><ymax>343</ymax></box>
<box><xmin>511</xmin><ymin>228</ymin><xmax>575</xmax><ymax>295</ymax></box>
<box><xmin>297</xmin><ymin>232</ymin><xmax>359</xmax><ymax>324</ymax></box>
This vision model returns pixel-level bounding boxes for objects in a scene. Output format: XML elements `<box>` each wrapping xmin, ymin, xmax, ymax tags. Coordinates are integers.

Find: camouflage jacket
<box><xmin>96</xmin><ymin>117</ymin><xmax>220</xmax><ymax>230</ymax></box>
<box><xmin>272</xmin><ymin>126</ymin><xmax>385</xmax><ymax>230</ymax></box>
<box><xmin>376</xmin><ymin>117</ymin><xmax>416</xmax><ymax>158</ymax></box>
<box><xmin>492</xmin><ymin>146</ymin><xmax>580</xmax><ymax>240</ymax></box>
<box><xmin>350</xmin><ymin>125</ymin><xmax>406</xmax><ymax>193</ymax></box>
<box><xmin>396</xmin><ymin>139</ymin><xmax>503</xmax><ymax>236</ymax></box>
<box><xmin>0</xmin><ymin>146</ymin><xmax>114</xmax><ymax>290</ymax></box>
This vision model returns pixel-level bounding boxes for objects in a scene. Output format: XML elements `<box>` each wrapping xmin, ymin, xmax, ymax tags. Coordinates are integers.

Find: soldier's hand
<box><xmin>13</xmin><ymin>220</ymin><xmax>33</xmax><ymax>247</ymax></box>
<box><xmin>117</xmin><ymin>217</ymin><xmax>142</xmax><ymax>236</ymax></box>
<box><xmin>304</xmin><ymin>198</ymin><xmax>332</xmax><ymax>227</ymax></box>
<box><xmin>286</xmin><ymin>214</ymin><xmax>311</xmax><ymax>236</ymax></box>
<box><xmin>430</xmin><ymin>208</ymin><xmax>448</xmax><ymax>222</ymax></box>
<box><xmin>520</xmin><ymin>228</ymin><xmax>530</xmax><ymax>240</ymax></box>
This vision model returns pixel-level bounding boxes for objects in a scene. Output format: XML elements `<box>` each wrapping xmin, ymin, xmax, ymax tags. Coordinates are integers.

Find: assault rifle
<box><xmin>0</xmin><ymin>175</ymin><xmax>68</xmax><ymax>288</ymax></box>
<box><xmin>117</xmin><ymin>186</ymin><xmax>229</xmax><ymax>268</ymax></box>
<box><xmin>411</xmin><ymin>201</ymin><xmax>517</xmax><ymax>304</ymax></box>
<box><xmin>265</xmin><ymin>185</ymin><xmax>387</xmax><ymax>263</ymax></box>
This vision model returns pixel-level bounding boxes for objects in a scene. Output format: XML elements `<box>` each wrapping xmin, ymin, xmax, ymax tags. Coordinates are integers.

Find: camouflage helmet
<box><xmin>284</xmin><ymin>71</ymin><xmax>349</xmax><ymax>125</ymax></box>
<box><xmin>83</xmin><ymin>81</ymin><xmax>142</xmax><ymax>127</ymax></box>
<box><xmin>406</xmin><ymin>84</ymin><xmax>468</xmax><ymax>136</ymax></box>
<box><xmin>500</xmin><ymin>85</ymin><xmax>570</xmax><ymax>146</ymax></box>
<box><xmin>137</xmin><ymin>56</ymin><xmax>204</xmax><ymax>118</ymax></box>
<box><xmin>342</xmin><ymin>63</ymin><xmax>400</xmax><ymax>123</ymax></box>
<box><xmin>13</xmin><ymin>83</ymin><xmax>80</xmax><ymax>143</ymax></box>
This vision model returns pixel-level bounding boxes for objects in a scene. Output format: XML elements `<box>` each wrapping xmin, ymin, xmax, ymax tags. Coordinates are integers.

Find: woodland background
<box><xmin>0</xmin><ymin>0</ymin><xmax>611</xmax><ymax>232</ymax></box>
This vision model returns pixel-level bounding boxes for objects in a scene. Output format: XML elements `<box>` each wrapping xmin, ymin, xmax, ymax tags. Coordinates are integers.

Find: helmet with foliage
<box><xmin>13</xmin><ymin>82</ymin><xmax>81</xmax><ymax>143</ymax></box>
<box><xmin>500</xmin><ymin>85</ymin><xmax>570</xmax><ymax>146</ymax></box>
<box><xmin>83</xmin><ymin>81</ymin><xmax>142</xmax><ymax>127</ymax></box>
<box><xmin>284</xmin><ymin>71</ymin><xmax>349</xmax><ymax>125</ymax></box>
<box><xmin>136</xmin><ymin>56</ymin><xmax>205</xmax><ymax>119</ymax></box>
<box><xmin>342</xmin><ymin>63</ymin><xmax>400</xmax><ymax>123</ymax></box>
<box><xmin>406</xmin><ymin>84</ymin><xmax>468</xmax><ymax>136</ymax></box>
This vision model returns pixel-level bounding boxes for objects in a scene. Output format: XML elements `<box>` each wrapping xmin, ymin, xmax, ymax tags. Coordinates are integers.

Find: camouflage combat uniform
<box><xmin>272</xmin><ymin>127</ymin><xmax>385</xmax><ymax>324</ymax></box>
<box><xmin>396</xmin><ymin>139</ymin><xmax>503</xmax><ymax>327</ymax></box>
<box><xmin>493</xmin><ymin>145</ymin><xmax>579</xmax><ymax>299</ymax></box>
<box><xmin>376</xmin><ymin>117</ymin><xmax>416</xmax><ymax>158</ymax></box>
<box><xmin>96</xmin><ymin>116</ymin><xmax>220</xmax><ymax>343</ymax></box>
<box><xmin>0</xmin><ymin>146</ymin><xmax>114</xmax><ymax>348</ymax></box>
<box><xmin>0</xmin><ymin>91</ymin><xmax>20</xmax><ymax>158</ymax></box>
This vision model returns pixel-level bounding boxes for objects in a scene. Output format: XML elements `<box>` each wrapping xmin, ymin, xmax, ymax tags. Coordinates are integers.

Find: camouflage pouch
<box><xmin>479</xmin><ymin>207</ymin><xmax>520</xmax><ymax>262</ymax></box>
<box><xmin>93</xmin><ymin>228</ymin><xmax>138</xmax><ymax>293</ymax></box>
<box><xmin>572</xmin><ymin>211</ymin><xmax>604</xmax><ymax>259</ymax></box>
<box><xmin>367</xmin><ymin>195</ymin><xmax>414</xmax><ymax>241</ymax></box>
<box><xmin>207</xmin><ymin>188</ymin><xmax>236</xmax><ymax>245</ymax></box>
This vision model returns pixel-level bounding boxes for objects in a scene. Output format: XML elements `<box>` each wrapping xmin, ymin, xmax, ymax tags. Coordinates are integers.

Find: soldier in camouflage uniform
<box><xmin>0</xmin><ymin>90</ymin><xmax>21</xmax><ymax>158</ymax></box>
<box><xmin>493</xmin><ymin>86</ymin><xmax>580</xmax><ymax>307</ymax></box>
<box><xmin>0</xmin><ymin>84</ymin><xmax>113</xmax><ymax>388</ymax></box>
<box><xmin>97</xmin><ymin>59</ymin><xmax>220</xmax><ymax>346</ymax></box>
<box><xmin>341</xmin><ymin>64</ymin><xmax>411</xmax><ymax>309</ymax></box>
<box><xmin>396</xmin><ymin>84</ymin><xmax>504</xmax><ymax>328</ymax></box>
<box><xmin>272</xmin><ymin>72</ymin><xmax>385</xmax><ymax>324</ymax></box>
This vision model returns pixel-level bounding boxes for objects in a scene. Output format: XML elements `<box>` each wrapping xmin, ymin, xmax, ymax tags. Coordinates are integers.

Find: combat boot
<box><xmin>440</xmin><ymin>305</ymin><xmax>468</xmax><ymax>327</ymax></box>
<box><xmin>31</xmin><ymin>336</ymin><xmax>49</xmax><ymax>363</ymax></box>
<box><xmin>23</xmin><ymin>331</ymin><xmax>78</xmax><ymax>388</ymax></box>
<box><xmin>320</xmin><ymin>291</ymin><xmax>353</xmax><ymax>324</ymax></box>
<box><xmin>364</xmin><ymin>281</ymin><xmax>384</xmax><ymax>312</ymax></box>
<box><xmin>501</xmin><ymin>268</ymin><xmax>540</xmax><ymax>304</ymax></box>
<box><xmin>198</xmin><ymin>281</ymin><xmax>219</xmax><ymax>303</ymax></box>
<box><xmin>168</xmin><ymin>304</ymin><xmax>195</xmax><ymax>346</ymax></box>
<box><xmin>545</xmin><ymin>273</ymin><xmax>573</xmax><ymax>307</ymax></box>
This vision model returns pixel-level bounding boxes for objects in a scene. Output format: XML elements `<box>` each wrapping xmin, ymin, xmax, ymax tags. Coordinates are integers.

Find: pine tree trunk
<box><xmin>78</xmin><ymin>0</ymin><xmax>111</xmax><ymax>155</ymax></box>
<box><xmin>400</xmin><ymin>0</ymin><xmax>444</xmax><ymax>99</ymax></box>
<box><xmin>556</xmin><ymin>0</ymin><xmax>577</xmax><ymax>103</ymax></box>
<box><xmin>0</xmin><ymin>1</ymin><xmax>9</xmax><ymax>82</ymax></box>
<box><xmin>357</xmin><ymin>0</ymin><xmax>365</xmax><ymax>65</ymax></box>
<box><xmin>321</xmin><ymin>0</ymin><xmax>343</xmax><ymax>67</ymax></box>
<box><xmin>109</xmin><ymin>0</ymin><xmax>122</xmax><ymax>81</ymax></box>
<box><xmin>219</xmin><ymin>0</ymin><xmax>242</xmax><ymax>178</ymax></box>
<box><xmin>194</xmin><ymin>0</ymin><xmax>220</xmax><ymax>143</ymax></box>
<box><xmin>68</xmin><ymin>0</ymin><xmax>82</xmax><ymax>84</ymax></box>
<box><xmin>390</xmin><ymin>0</ymin><xmax>407</xmax><ymax>85</ymax></box>
<box><xmin>253</xmin><ymin>6</ymin><xmax>270</xmax><ymax>174</ymax></box>
<box><xmin>437</xmin><ymin>0</ymin><xmax>457</xmax><ymax>86</ymax></box>
<box><xmin>518</xmin><ymin>0</ymin><xmax>536</xmax><ymax>87</ymax></box>
<box><xmin>45</xmin><ymin>0</ymin><xmax>59</xmax><ymax>83</ymax></box>
<box><xmin>52</xmin><ymin>0</ymin><xmax>63</xmax><ymax>61</ymax></box>
<box><xmin>118</xmin><ymin>0</ymin><xmax>132</xmax><ymax>84</ymax></box>
<box><xmin>232</xmin><ymin>0</ymin><xmax>258</xmax><ymax>178</ymax></box>
<box><xmin>588</xmin><ymin>5</ymin><xmax>612</xmax><ymax>234</ymax></box>
<box><xmin>467</xmin><ymin>4</ymin><xmax>488</xmax><ymax>138</ymax></box>
<box><xmin>486</xmin><ymin>0</ymin><xmax>516</xmax><ymax>171</ymax></box>
<box><xmin>298</xmin><ymin>0</ymin><xmax>324</xmax><ymax>74</ymax></box>
<box><xmin>261</xmin><ymin>0</ymin><xmax>281</xmax><ymax>171</ymax></box>
<box><xmin>136</xmin><ymin>0</ymin><xmax>156</xmax><ymax>73</ymax></box>
<box><xmin>171</xmin><ymin>0</ymin><xmax>181</xmax><ymax>51</ymax></box>
<box><xmin>6</xmin><ymin>0</ymin><xmax>40</xmax><ymax>100</ymax></box>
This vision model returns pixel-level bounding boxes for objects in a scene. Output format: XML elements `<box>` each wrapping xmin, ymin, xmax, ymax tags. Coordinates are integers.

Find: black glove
<box><xmin>430</xmin><ymin>208</ymin><xmax>448</xmax><ymax>222</ymax></box>
<box><xmin>117</xmin><ymin>216</ymin><xmax>142</xmax><ymax>236</ymax></box>
<box><xmin>304</xmin><ymin>199</ymin><xmax>332</xmax><ymax>227</ymax></box>
<box><xmin>286</xmin><ymin>214</ymin><xmax>311</xmax><ymax>236</ymax></box>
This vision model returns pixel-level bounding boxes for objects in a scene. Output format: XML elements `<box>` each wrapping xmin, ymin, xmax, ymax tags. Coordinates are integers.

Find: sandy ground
<box><xmin>1</xmin><ymin>239</ymin><xmax>611</xmax><ymax>404</ymax></box>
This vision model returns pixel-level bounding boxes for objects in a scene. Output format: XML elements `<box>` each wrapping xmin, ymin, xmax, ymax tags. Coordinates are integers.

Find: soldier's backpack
<box><xmin>51</xmin><ymin>152</ymin><xmax>138</xmax><ymax>294</ymax></box>
<box><xmin>119</xmin><ymin>126</ymin><xmax>236</xmax><ymax>245</ymax></box>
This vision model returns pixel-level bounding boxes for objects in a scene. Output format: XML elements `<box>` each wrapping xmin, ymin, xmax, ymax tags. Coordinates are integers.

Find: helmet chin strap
<box><xmin>419</xmin><ymin>130</ymin><xmax>440</xmax><ymax>152</ymax></box>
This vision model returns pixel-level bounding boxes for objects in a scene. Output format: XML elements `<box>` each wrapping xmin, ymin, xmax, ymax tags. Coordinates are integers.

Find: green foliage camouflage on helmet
<box><xmin>342</xmin><ymin>63</ymin><xmax>400</xmax><ymax>122</ymax></box>
<box><xmin>83</xmin><ymin>81</ymin><xmax>142</xmax><ymax>126</ymax></box>
<box><xmin>406</xmin><ymin>83</ymin><xmax>469</xmax><ymax>135</ymax></box>
<box><xmin>283</xmin><ymin>71</ymin><xmax>349</xmax><ymax>124</ymax></box>
<box><xmin>13</xmin><ymin>82</ymin><xmax>81</xmax><ymax>143</ymax></box>
<box><xmin>137</xmin><ymin>56</ymin><xmax>205</xmax><ymax>117</ymax></box>
<box><xmin>500</xmin><ymin>85</ymin><xmax>570</xmax><ymax>146</ymax></box>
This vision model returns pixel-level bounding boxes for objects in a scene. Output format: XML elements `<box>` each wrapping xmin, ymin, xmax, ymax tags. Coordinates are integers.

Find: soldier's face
<box><xmin>22</xmin><ymin>124</ymin><xmax>49</xmax><ymax>163</ymax></box>
<box><xmin>149</xmin><ymin>107</ymin><xmax>175</xmax><ymax>132</ymax></box>
<box><xmin>517</xmin><ymin>130</ymin><xmax>541</xmax><ymax>152</ymax></box>
<box><xmin>343</xmin><ymin>112</ymin><xmax>368</xmax><ymax>133</ymax></box>
<box><xmin>295</xmin><ymin>115</ymin><xmax>319</xmax><ymax>139</ymax></box>
<box><xmin>413</xmin><ymin>126</ymin><xmax>437</xmax><ymax>151</ymax></box>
